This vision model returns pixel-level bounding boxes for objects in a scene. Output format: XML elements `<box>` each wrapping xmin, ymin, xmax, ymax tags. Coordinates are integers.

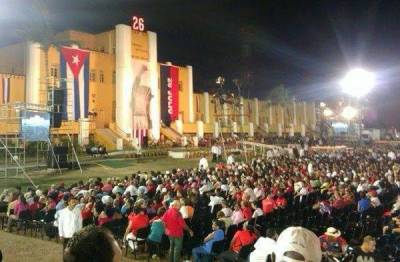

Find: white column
<box><xmin>203</xmin><ymin>92</ymin><xmax>210</xmax><ymax>123</ymax></box>
<box><xmin>115</xmin><ymin>24</ymin><xmax>133</xmax><ymax>137</ymax></box>
<box><xmin>301</xmin><ymin>124</ymin><xmax>306</xmax><ymax>137</ymax></box>
<box><xmin>148</xmin><ymin>31</ymin><xmax>160</xmax><ymax>140</ymax></box>
<box><xmin>213</xmin><ymin>122</ymin><xmax>219</xmax><ymax>138</ymax></box>
<box><xmin>278</xmin><ymin>123</ymin><xmax>283</xmax><ymax>137</ymax></box>
<box><xmin>303</xmin><ymin>101</ymin><xmax>307</xmax><ymax>126</ymax></box>
<box><xmin>223</xmin><ymin>103</ymin><xmax>228</xmax><ymax>125</ymax></box>
<box><xmin>232</xmin><ymin>121</ymin><xmax>238</xmax><ymax>133</ymax></box>
<box><xmin>254</xmin><ymin>98</ymin><xmax>259</xmax><ymax>126</ymax></box>
<box><xmin>175</xmin><ymin>119</ymin><xmax>183</xmax><ymax>134</ymax></box>
<box><xmin>264</xmin><ymin>123</ymin><xmax>269</xmax><ymax>133</ymax></box>
<box><xmin>293</xmin><ymin>100</ymin><xmax>297</xmax><ymax>126</ymax></box>
<box><xmin>281</xmin><ymin>105</ymin><xmax>285</xmax><ymax>128</ymax></box>
<box><xmin>269</xmin><ymin>103</ymin><xmax>273</xmax><ymax>126</ymax></box>
<box><xmin>240</xmin><ymin>97</ymin><xmax>245</xmax><ymax>125</ymax></box>
<box><xmin>248</xmin><ymin>122</ymin><xmax>254</xmax><ymax>137</ymax></box>
<box><xmin>289</xmin><ymin>123</ymin><xmax>294</xmax><ymax>137</ymax></box>
<box><xmin>311</xmin><ymin>102</ymin><xmax>316</xmax><ymax>130</ymax></box>
<box><xmin>25</xmin><ymin>41</ymin><xmax>41</xmax><ymax>105</ymax></box>
<box><xmin>196</xmin><ymin>120</ymin><xmax>204</xmax><ymax>138</ymax></box>
<box><xmin>78</xmin><ymin>118</ymin><xmax>90</xmax><ymax>145</ymax></box>
<box><xmin>187</xmin><ymin>65</ymin><xmax>194</xmax><ymax>123</ymax></box>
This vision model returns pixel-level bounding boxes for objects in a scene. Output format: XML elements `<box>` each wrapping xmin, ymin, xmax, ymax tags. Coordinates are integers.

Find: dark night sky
<box><xmin>1</xmin><ymin>0</ymin><xmax>400</xmax><ymax>126</ymax></box>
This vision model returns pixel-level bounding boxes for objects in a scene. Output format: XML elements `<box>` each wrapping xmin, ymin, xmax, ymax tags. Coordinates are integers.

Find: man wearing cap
<box><xmin>319</xmin><ymin>227</ymin><xmax>348</xmax><ymax>256</ymax></box>
<box><xmin>58</xmin><ymin>195</ymin><xmax>82</xmax><ymax>251</ymax></box>
<box><xmin>275</xmin><ymin>227</ymin><xmax>322</xmax><ymax>262</ymax></box>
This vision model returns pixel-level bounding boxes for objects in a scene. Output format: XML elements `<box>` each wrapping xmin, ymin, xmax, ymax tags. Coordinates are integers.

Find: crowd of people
<box><xmin>1</xmin><ymin>142</ymin><xmax>400</xmax><ymax>261</ymax></box>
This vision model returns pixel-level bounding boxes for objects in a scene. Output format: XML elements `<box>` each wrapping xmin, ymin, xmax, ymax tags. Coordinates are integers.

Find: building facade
<box><xmin>0</xmin><ymin>24</ymin><xmax>317</xmax><ymax>149</ymax></box>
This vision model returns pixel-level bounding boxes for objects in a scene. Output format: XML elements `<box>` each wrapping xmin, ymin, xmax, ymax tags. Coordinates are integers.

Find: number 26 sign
<box><xmin>132</xmin><ymin>16</ymin><xmax>145</xmax><ymax>32</ymax></box>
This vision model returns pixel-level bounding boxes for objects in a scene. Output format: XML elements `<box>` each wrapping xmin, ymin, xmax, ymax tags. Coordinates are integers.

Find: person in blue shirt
<box><xmin>357</xmin><ymin>191</ymin><xmax>371</xmax><ymax>213</ymax></box>
<box><xmin>192</xmin><ymin>220</ymin><xmax>225</xmax><ymax>262</ymax></box>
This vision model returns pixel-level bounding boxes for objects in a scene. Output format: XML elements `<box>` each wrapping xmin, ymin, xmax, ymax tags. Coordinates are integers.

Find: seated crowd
<box><xmin>1</xmin><ymin>146</ymin><xmax>400</xmax><ymax>261</ymax></box>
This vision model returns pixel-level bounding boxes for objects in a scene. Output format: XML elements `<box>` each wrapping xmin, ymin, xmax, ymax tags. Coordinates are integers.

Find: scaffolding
<box><xmin>0</xmin><ymin>102</ymin><xmax>53</xmax><ymax>188</ymax></box>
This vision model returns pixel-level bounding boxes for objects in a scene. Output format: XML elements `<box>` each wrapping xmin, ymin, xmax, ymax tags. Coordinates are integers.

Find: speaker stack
<box><xmin>48</xmin><ymin>145</ymin><xmax>70</xmax><ymax>169</ymax></box>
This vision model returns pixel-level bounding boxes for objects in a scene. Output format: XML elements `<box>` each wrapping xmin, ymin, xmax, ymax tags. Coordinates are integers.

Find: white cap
<box><xmin>101</xmin><ymin>195</ymin><xmax>113</xmax><ymax>205</ymax></box>
<box><xmin>275</xmin><ymin>227</ymin><xmax>322</xmax><ymax>262</ymax></box>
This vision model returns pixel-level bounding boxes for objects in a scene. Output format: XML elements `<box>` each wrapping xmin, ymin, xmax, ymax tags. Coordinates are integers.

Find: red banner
<box><xmin>160</xmin><ymin>65</ymin><xmax>179</xmax><ymax>126</ymax></box>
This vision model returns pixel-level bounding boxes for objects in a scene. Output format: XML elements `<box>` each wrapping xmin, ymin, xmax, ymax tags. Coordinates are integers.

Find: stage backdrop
<box><xmin>60</xmin><ymin>46</ymin><xmax>90</xmax><ymax>120</ymax></box>
<box><xmin>160</xmin><ymin>65</ymin><xmax>179</xmax><ymax>126</ymax></box>
<box><xmin>21</xmin><ymin>111</ymin><xmax>50</xmax><ymax>141</ymax></box>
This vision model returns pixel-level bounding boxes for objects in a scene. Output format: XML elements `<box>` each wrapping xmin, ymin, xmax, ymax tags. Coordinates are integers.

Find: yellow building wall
<box><xmin>89</xmin><ymin>51</ymin><xmax>116</xmax><ymax>128</ymax></box>
<box><xmin>0</xmin><ymin>74</ymin><xmax>25</xmax><ymax>104</ymax></box>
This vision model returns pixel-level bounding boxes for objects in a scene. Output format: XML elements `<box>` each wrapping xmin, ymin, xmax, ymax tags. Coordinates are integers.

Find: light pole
<box><xmin>339</xmin><ymin>68</ymin><xmax>375</xmax><ymax>141</ymax></box>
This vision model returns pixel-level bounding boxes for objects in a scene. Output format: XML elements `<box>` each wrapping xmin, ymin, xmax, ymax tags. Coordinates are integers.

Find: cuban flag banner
<box><xmin>60</xmin><ymin>46</ymin><xmax>90</xmax><ymax>120</ymax></box>
<box><xmin>1</xmin><ymin>77</ymin><xmax>10</xmax><ymax>104</ymax></box>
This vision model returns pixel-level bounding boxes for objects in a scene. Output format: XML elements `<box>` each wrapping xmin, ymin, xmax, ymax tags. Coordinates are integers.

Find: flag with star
<box><xmin>60</xmin><ymin>46</ymin><xmax>90</xmax><ymax>120</ymax></box>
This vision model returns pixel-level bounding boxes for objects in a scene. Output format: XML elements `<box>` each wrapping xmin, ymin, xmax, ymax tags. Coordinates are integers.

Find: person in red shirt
<box><xmin>124</xmin><ymin>207</ymin><xmax>149</xmax><ymax>251</ymax></box>
<box><xmin>275</xmin><ymin>192</ymin><xmax>287</xmax><ymax>208</ymax></box>
<box><xmin>217</xmin><ymin>222</ymin><xmax>257</xmax><ymax>261</ymax></box>
<box><xmin>28</xmin><ymin>195</ymin><xmax>42</xmax><ymax>219</ymax></box>
<box><xmin>125</xmin><ymin>207</ymin><xmax>149</xmax><ymax>235</ymax></box>
<box><xmin>262</xmin><ymin>194</ymin><xmax>277</xmax><ymax>214</ymax></box>
<box><xmin>162</xmin><ymin>200</ymin><xmax>193</xmax><ymax>262</ymax></box>
<box><xmin>241</xmin><ymin>201</ymin><xmax>253</xmax><ymax>221</ymax></box>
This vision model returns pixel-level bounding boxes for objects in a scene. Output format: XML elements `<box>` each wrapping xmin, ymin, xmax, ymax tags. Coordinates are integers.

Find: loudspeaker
<box><xmin>48</xmin><ymin>146</ymin><xmax>69</xmax><ymax>168</ymax></box>
<box><xmin>51</xmin><ymin>89</ymin><xmax>64</xmax><ymax>128</ymax></box>
<box><xmin>51</xmin><ymin>112</ymin><xmax>62</xmax><ymax>128</ymax></box>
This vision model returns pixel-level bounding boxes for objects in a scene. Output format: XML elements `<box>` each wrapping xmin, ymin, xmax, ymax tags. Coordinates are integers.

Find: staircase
<box><xmin>94</xmin><ymin>128</ymin><xmax>122</xmax><ymax>151</ymax></box>
<box><xmin>160</xmin><ymin>124</ymin><xmax>184</xmax><ymax>144</ymax></box>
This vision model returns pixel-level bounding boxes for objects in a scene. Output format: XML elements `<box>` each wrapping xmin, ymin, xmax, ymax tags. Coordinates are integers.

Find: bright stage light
<box><xmin>323</xmin><ymin>108</ymin><xmax>333</xmax><ymax>117</ymax></box>
<box><xmin>340</xmin><ymin>68</ymin><xmax>375</xmax><ymax>98</ymax></box>
<box><xmin>341</xmin><ymin>106</ymin><xmax>358</xmax><ymax>120</ymax></box>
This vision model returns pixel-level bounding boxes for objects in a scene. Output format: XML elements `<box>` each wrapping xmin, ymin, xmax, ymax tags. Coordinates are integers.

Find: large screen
<box><xmin>21</xmin><ymin>111</ymin><xmax>50</xmax><ymax>141</ymax></box>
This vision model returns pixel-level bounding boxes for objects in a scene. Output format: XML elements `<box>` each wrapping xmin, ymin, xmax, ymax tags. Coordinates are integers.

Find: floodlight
<box><xmin>340</xmin><ymin>68</ymin><xmax>375</xmax><ymax>98</ymax></box>
<box><xmin>341</xmin><ymin>106</ymin><xmax>358</xmax><ymax>120</ymax></box>
<box><xmin>323</xmin><ymin>108</ymin><xmax>333</xmax><ymax>117</ymax></box>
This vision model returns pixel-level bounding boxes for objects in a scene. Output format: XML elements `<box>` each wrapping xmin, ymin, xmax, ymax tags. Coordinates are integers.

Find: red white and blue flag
<box><xmin>60</xmin><ymin>46</ymin><xmax>90</xmax><ymax>120</ymax></box>
<box><xmin>1</xmin><ymin>77</ymin><xmax>10</xmax><ymax>104</ymax></box>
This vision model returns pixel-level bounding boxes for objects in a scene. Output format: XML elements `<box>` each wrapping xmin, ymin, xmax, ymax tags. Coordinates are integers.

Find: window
<box><xmin>99</xmin><ymin>70</ymin><xmax>104</xmax><ymax>83</ymax></box>
<box><xmin>90</xmin><ymin>70</ymin><xmax>96</xmax><ymax>82</ymax></box>
<box><xmin>50</xmin><ymin>67</ymin><xmax>58</xmax><ymax>78</ymax></box>
<box><xmin>112</xmin><ymin>70</ymin><xmax>116</xmax><ymax>84</ymax></box>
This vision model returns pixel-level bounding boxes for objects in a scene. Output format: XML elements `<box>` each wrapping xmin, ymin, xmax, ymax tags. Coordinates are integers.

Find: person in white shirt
<box><xmin>221</xmin><ymin>201</ymin><xmax>233</xmax><ymax>217</ymax></box>
<box><xmin>124</xmin><ymin>181</ymin><xmax>138</xmax><ymax>197</ymax></box>
<box><xmin>211</xmin><ymin>145</ymin><xmax>218</xmax><ymax>162</ymax></box>
<box><xmin>58</xmin><ymin>195</ymin><xmax>83</xmax><ymax>250</ymax></box>
<box><xmin>227</xmin><ymin>154</ymin><xmax>235</xmax><ymax>165</ymax></box>
<box><xmin>249</xmin><ymin>228</ymin><xmax>278</xmax><ymax>262</ymax></box>
<box><xmin>199</xmin><ymin>155</ymin><xmax>209</xmax><ymax>170</ymax></box>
